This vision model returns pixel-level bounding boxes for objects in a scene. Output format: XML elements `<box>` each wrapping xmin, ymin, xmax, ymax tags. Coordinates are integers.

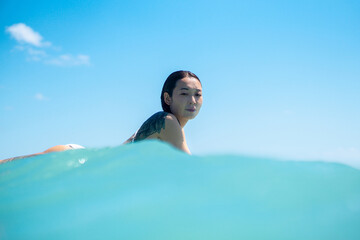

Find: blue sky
<box><xmin>1</xmin><ymin>0</ymin><xmax>359</xmax><ymax>167</ymax></box>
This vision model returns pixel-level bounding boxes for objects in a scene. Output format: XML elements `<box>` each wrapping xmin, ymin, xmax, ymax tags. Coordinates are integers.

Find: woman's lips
<box><xmin>186</xmin><ymin>108</ymin><xmax>196</xmax><ymax>112</ymax></box>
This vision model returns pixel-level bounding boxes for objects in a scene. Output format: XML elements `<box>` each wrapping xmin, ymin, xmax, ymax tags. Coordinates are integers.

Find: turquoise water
<box><xmin>1</xmin><ymin>140</ymin><xmax>360</xmax><ymax>239</ymax></box>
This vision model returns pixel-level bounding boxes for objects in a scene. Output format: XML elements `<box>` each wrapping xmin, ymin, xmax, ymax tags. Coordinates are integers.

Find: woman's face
<box><xmin>166</xmin><ymin>77</ymin><xmax>203</xmax><ymax>125</ymax></box>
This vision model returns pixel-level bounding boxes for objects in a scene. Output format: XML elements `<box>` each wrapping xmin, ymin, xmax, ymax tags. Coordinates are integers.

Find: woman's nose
<box><xmin>189</xmin><ymin>96</ymin><xmax>196</xmax><ymax>104</ymax></box>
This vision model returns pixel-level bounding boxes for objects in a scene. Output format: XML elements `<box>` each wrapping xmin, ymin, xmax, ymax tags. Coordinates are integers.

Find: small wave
<box><xmin>1</xmin><ymin>140</ymin><xmax>359</xmax><ymax>239</ymax></box>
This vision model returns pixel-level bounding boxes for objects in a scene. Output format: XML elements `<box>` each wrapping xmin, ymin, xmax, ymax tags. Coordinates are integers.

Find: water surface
<box><xmin>1</xmin><ymin>141</ymin><xmax>359</xmax><ymax>239</ymax></box>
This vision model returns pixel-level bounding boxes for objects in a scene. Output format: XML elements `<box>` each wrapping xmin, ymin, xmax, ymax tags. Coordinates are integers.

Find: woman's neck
<box><xmin>166</xmin><ymin>111</ymin><xmax>188</xmax><ymax>128</ymax></box>
<box><xmin>176</xmin><ymin>116</ymin><xmax>188</xmax><ymax>128</ymax></box>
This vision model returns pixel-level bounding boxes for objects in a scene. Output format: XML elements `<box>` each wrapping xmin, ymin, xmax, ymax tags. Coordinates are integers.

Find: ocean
<box><xmin>1</xmin><ymin>140</ymin><xmax>359</xmax><ymax>239</ymax></box>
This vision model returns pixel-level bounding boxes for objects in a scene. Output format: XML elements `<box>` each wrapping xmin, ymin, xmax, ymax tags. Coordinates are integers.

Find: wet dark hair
<box><xmin>161</xmin><ymin>70</ymin><xmax>201</xmax><ymax>113</ymax></box>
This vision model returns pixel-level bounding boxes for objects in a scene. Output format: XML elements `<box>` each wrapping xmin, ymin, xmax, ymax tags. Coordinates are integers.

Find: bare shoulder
<box><xmin>134</xmin><ymin>111</ymin><xmax>190</xmax><ymax>153</ymax></box>
<box><xmin>161</xmin><ymin>113</ymin><xmax>190</xmax><ymax>154</ymax></box>
<box><xmin>163</xmin><ymin>113</ymin><xmax>182</xmax><ymax>132</ymax></box>
<box><xmin>134</xmin><ymin>111</ymin><xmax>169</xmax><ymax>141</ymax></box>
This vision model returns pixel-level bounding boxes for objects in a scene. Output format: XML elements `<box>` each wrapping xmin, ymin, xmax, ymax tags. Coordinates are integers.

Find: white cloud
<box><xmin>6</xmin><ymin>23</ymin><xmax>91</xmax><ymax>67</ymax></box>
<box><xmin>25</xmin><ymin>47</ymin><xmax>48</xmax><ymax>62</ymax></box>
<box><xmin>14</xmin><ymin>45</ymin><xmax>26</xmax><ymax>51</ymax></box>
<box><xmin>34</xmin><ymin>93</ymin><xmax>48</xmax><ymax>101</ymax></box>
<box><xmin>6</xmin><ymin>23</ymin><xmax>51</xmax><ymax>47</ymax></box>
<box><xmin>28</xmin><ymin>48</ymin><xmax>47</xmax><ymax>56</ymax></box>
<box><xmin>46</xmin><ymin>54</ymin><xmax>90</xmax><ymax>66</ymax></box>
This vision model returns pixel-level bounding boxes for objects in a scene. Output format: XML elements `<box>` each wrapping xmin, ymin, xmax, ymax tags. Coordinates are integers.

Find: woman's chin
<box><xmin>184</xmin><ymin>112</ymin><xmax>198</xmax><ymax>119</ymax></box>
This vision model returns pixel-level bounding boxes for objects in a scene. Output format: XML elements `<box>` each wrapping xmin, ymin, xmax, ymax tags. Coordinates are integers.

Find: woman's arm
<box><xmin>121</xmin><ymin>112</ymin><xmax>191</xmax><ymax>154</ymax></box>
<box><xmin>160</xmin><ymin>115</ymin><xmax>191</xmax><ymax>154</ymax></box>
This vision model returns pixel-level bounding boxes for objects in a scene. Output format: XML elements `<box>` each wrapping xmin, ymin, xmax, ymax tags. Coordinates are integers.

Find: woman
<box><xmin>1</xmin><ymin>70</ymin><xmax>202</xmax><ymax>163</ymax></box>
<box><xmin>124</xmin><ymin>70</ymin><xmax>203</xmax><ymax>154</ymax></box>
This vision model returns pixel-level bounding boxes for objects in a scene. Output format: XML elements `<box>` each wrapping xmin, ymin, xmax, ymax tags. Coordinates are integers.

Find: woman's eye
<box><xmin>196</xmin><ymin>93</ymin><xmax>202</xmax><ymax>97</ymax></box>
<box><xmin>180</xmin><ymin>93</ymin><xmax>188</xmax><ymax>96</ymax></box>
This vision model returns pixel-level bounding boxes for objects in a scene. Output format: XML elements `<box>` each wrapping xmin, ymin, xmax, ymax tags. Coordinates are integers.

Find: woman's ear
<box><xmin>164</xmin><ymin>92</ymin><xmax>172</xmax><ymax>105</ymax></box>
